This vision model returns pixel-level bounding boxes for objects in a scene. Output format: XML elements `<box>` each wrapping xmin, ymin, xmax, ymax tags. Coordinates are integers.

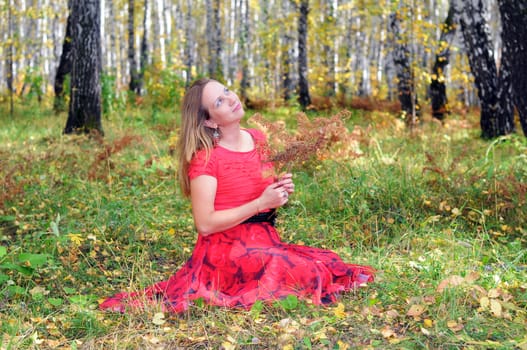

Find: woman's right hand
<box><xmin>258</xmin><ymin>179</ymin><xmax>291</xmax><ymax>211</ymax></box>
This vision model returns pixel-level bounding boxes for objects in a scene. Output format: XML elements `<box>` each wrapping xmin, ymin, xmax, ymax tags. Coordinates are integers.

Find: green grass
<box><xmin>0</xmin><ymin>102</ymin><xmax>526</xmax><ymax>349</ymax></box>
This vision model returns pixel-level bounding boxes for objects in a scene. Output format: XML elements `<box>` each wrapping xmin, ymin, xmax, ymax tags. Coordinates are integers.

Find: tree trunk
<box><xmin>7</xmin><ymin>0</ymin><xmax>15</xmax><ymax>116</ymax></box>
<box><xmin>184</xmin><ymin>0</ymin><xmax>193</xmax><ymax>86</ymax></box>
<box><xmin>206</xmin><ymin>0</ymin><xmax>223</xmax><ymax>80</ymax></box>
<box><xmin>430</xmin><ymin>2</ymin><xmax>456</xmax><ymax>121</ymax></box>
<box><xmin>499</xmin><ymin>0</ymin><xmax>527</xmax><ymax>136</ymax></box>
<box><xmin>456</xmin><ymin>0</ymin><xmax>514</xmax><ymax>138</ymax></box>
<box><xmin>297</xmin><ymin>0</ymin><xmax>311</xmax><ymax>109</ymax></box>
<box><xmin>138</xmin><ymin>0</ymin><xmax>148</xmax><ymax>95</ymax></box>
<box><xmin>280</xmin><ymin>0</ymin><xmax>294</xmax><ymax>102</ymax></box>
<box><xmin>239</xmin><ymin>0</ymin><xmax>251</xmax><ymax>101</ymax></box>
<box><xmin>128</xmin><ymin>0</ymin><xmax>140</xmax><ymax>94</ymax></box>
<box><xmin>389</xmin><ymin>7</ymin><xmax>421</xmax><ymax>123</ymax></box>
<box><xmin>54</xmin><ymin>0</ymin><xmax>73</xmax><ymax>112</ymax></box>
<box><xmin>64</xmin><ymin>0</ymin><xmax>103</xmax><ymax>135</ymax></box>
<box><xmin>323</xmin><ymin>0</ymin><xmax>336</xmax><ymax>97</ymax></box>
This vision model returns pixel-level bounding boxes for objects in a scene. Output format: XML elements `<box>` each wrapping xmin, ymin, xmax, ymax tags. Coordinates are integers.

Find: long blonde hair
<box><xmin>177</xmin><ymin>78</ymin><xmax>217</xmax><ymax>197</ymax></box>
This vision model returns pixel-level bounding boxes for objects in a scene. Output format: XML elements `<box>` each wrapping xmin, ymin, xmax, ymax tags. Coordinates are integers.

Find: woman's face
<box><xmin>201</xmin><ymin>81</ymin><xmax>244</xmax><ymax>127</ymax></box>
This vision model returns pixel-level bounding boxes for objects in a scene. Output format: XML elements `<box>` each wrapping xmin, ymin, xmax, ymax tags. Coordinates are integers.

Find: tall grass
<box><xmin>0</xmin><ymin>102</ymin><xmax>526</xmax><ymax>349</ymax></box>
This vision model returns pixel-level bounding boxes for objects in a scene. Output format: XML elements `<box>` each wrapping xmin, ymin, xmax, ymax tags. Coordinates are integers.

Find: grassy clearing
<box><xmin>0</xmin><ymin>103</ymin><xmax>526</xmax><ymax>349</ymax></box>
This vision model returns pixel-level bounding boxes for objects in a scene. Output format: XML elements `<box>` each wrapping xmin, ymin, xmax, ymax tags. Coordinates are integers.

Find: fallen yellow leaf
<box><xmin>381</xmin><ymin>326</ymin><xmax>396</xmax><ymax>338</ymax></box>
<box><xmin>488</xmin><ymin>288</ymin><xmax>500</xmax><ymax>298</ymax></box>
<box><xmin>407</xmin><ymin>304</ymin><xmax>426</xmax><ymax>317</ymax></box>
<box><xmin>337</xmin><ymin>340</ymin><xmax>350</xmax><ymax>350</ymax></box>
<box><xmin>480</xmin><ymin>296</ymin><xmax>490</xmax><ymax>309</ymax></box>
<box><xmin>152</xmin><ymin>312</ymin><xmax>165</xmax><ymax>325</ymax></box>
<box><xmin>221</xmin><ymin>341</ymin><xmax>235</xmax><ymax>350</ymax></box>
<box><xmin>447</xmin><ymin>320</ymin><xmax>464</xmax><ymax>332</ymax></box>
<box><xmin>333</xmin><ymin>302</ymin><xmax>346</xmax><ymax>319</ymax></box>
<box><xmin>436</xmin><ymin>275</ymin><xmax>465</xmax><ymax>292</ymax></box>
<box><xmin>490</xmin><ymin>299</ymin><xmax>502</xmax><ymax>318</ymax></box>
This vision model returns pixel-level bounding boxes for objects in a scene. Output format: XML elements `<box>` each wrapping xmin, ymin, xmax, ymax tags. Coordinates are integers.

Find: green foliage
<box><xmin>143</xmin><ymin>65</ymin><xmax>187</xmax><ymax>110</ymax></box>
<box><xmin>22</xmin><ymin>68</ymin><xmax>44</xmax><ymax>103</ymax></box>
<box><xmin>101</xmin><ymin>72</ymin><xmax>126</xmax><ymax>114</ymax></box>
<box><xmin>0</xmin><ymin>104</ymin><xmax>525</xmax><ymax>349</ymax></box>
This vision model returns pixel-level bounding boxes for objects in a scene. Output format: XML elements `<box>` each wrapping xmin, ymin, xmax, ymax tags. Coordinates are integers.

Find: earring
<box><xmin>213</xmin><ymin>128</ymin><xmax>220</xmax><ymax>146</ymax></box>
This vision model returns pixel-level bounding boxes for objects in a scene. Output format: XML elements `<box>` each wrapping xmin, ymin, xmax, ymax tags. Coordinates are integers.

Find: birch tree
<box><xmin>239</xmin><ymin>0</ymin><xmax>251</xmax><ymax>101</ymax></box>
<box><xmin>389</xmin><ymin>2</ymin><xmax>421</xmax><ymax>124</ymax></box>
<box><xmin>128</xmin><ymin>0</ymin><xmax>140</xmax><ymax>94</ymax></box>
<box><xmin>455</xmin><ymin>0</ymin><xmax>514</xmax><ymax>138</ymax></box>
<box><xmin>498</xmin><ymin>0</ymin><xmax>527</xmax><ymax>136</ymax></box>
<box><xmin>294</xmin><ymin>0</ymin><xmax>312</xmax><ymax>109</ymax></box>
<box><xmin>54</xmin><ymin>0</ymin><xmax>73</xmax><ymax>112</ymax></box>
<box><xmin>206</xmin><ymin>0</ymin><xmax>223</xmax><ymax>80</ymax></box>
<box><xmin>64</xmin><ymin>0</ymin><xmax>103</xmax><ymax>135</ymax></box>
<box><xmin>430</xmin><ymin>2</ymin><xmax>456</xmax><ymax>121</ymax></box>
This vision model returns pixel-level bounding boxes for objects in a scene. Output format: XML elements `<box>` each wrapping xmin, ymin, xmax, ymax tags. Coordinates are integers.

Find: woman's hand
<box><xmin>258</xmin><ymin>173</ymin><xmax>295</xmax><ymax>211</ymax></box>
<box><xmin>278</xmin><ymin>173</ymin><xmax>295</xmax><ymax>195</ymax></box>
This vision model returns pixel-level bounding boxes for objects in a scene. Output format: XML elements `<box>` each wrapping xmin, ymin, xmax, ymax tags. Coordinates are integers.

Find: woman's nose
<box><xmin>226</xmin><ymin>94</ymin><xmax>236</xmax><ymax>105</ymax></box>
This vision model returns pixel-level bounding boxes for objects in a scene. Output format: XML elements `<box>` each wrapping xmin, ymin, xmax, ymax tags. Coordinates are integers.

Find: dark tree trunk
<box><xmin>184</xmin><ymin>0</ymin><xmax>193</xmax><ymax>86</ymax></box>
<box><xmin>214</xmin><ymin>0</ymin><xmax>223</xmax><ymax>80</ymax></box>
<box><xmin>323</xmin><ymin>1</ymin><xmax>336</xmax><ymax>97</ymax></box>
<box><xmin>430</xmin><ymin>2</ymin><xmax>456</xmax><ymax>121</ymax></box>
<box><xmin>239</xmin><ymin>0</ymin><xmax>251</xmax><ymax>101</ymax></box>
<box><xmin>499</xmin><ymin>0</ymin><xmax>527</xmax><ymax>136</ymax></box>
<box><xmin>281</xmin><ymin>31</ymin><xmax>293</xmax><ymax>102</ymax></box>
<box><xmin>456</xmin><ymin>0</ymin><xmax>514</xmax><ymax>138</ymax></box>
<box><xmin>206</xmin><ymin>0</ymin><xmax>223</xmax><ymax>80</ymax></box>
<box><xmin>64</xmin><ymin>0</ymin><xmax>103</xmax><ymax>135</ymax></box>
<box><xmin>7</xmin><ymin>0</ymin><xmax>14</xmax><ymax>116</ymax></box>
<box><xmin>128</xmin><ymin>0</ymin><xmax>140</xmax><ymax>94</ymax></box>
<box><xmin>389</xmin><ymin>9</ymin><xmax>421</xmax><ymax>125</ymax></box>
<box><xmin>297</xmin><ymin>0</ymin><xmax>311</xmax><ymax>109</ymax></box>
<box><xmin>54</xmin><ymin>0</ymin><xmax>73</xmax><ymax>112</ymax></box>
<box><xmin>280</xmin><ymin>0</ymin><xmax>294</xmax><ymax>102</ymax></box>
<box><xmin>138</xmin><ymin>0</ymin><xmax>148</xmax><ymax>95</ymax></box>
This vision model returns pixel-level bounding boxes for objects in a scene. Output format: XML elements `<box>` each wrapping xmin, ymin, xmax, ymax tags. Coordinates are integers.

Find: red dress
<box><xmin>100</xmin><ymin>129</ymin><xmax>374</xmax><ymax>313</ymax></box>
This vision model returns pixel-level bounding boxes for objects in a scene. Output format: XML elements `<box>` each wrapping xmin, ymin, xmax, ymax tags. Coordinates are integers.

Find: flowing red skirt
<box><xmin>99</xmin><ymin>222</ymin><xmax>375</xmax><ymax>313</ymax></box>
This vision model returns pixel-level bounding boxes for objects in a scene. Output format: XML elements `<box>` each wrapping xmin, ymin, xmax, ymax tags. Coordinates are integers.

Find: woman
<box><xmin>100</xmin><ymin>78</ymin><xmax>374</xmax><ymax>313</ymax></box>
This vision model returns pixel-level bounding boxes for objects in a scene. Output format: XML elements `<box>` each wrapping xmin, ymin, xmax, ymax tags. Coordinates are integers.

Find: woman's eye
<box><xmin>215</xmin><ymin>98</ymin><xmax>223</xmax><ymax>107</ymax></box>
<box><xmin>224</xmin><ymin>88</ymin><xmax>230</xmax><ymax>95</ymax></box>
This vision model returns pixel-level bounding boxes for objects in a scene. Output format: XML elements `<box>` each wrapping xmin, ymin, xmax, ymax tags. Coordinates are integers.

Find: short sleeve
<box><xmin>188</xmin><ymin>149</ymin><xmax>217</xmax><ymax>180</ymax></box>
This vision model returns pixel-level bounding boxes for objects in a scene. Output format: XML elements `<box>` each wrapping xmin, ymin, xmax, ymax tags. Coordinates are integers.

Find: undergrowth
<box><xmin>0</xmin><ymin>102</ymin><xmax>526</xmax><ymax>349</ymax></box>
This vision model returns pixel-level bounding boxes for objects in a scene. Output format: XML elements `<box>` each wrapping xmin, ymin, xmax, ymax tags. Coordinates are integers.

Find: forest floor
<box><xmin>0</xmin><ymin>102</ymin><xmax>526</xmax><ymax>349</ymax></box>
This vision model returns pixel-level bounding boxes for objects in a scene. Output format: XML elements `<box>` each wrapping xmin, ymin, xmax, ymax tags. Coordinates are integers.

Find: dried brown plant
<box><xmin>249</xmin><ymin>110</ymin><xmax>366</xmax><ymax>175</ymax></box>
<box><xmin>88</xmin><ymin>135</ymin><xmax>142</xmax><ymax>180</ymax></box>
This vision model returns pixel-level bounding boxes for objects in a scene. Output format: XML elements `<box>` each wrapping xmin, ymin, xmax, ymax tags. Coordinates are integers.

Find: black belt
<box><xmin>242</xmin><ymin>208</ymin><xmax>277</xmax><ymax>226</ymax></box>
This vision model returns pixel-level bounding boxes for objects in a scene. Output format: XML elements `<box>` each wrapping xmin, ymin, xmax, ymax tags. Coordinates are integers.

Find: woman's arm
<box><xmin>190</xmin><ymin>174</ymin><xmax>294</xmax><ymax>235</ymax></box>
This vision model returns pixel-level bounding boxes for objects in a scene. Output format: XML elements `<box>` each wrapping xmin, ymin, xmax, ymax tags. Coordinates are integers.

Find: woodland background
<box><xmin>1</xmin><ymin>0</ymin><xmax>525</xmax><ymax>137</ymax></box>
<box><xmin>1</xmin><ymin>0</ymin><xmax>526</xmax><ymax>349</ymax></box>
